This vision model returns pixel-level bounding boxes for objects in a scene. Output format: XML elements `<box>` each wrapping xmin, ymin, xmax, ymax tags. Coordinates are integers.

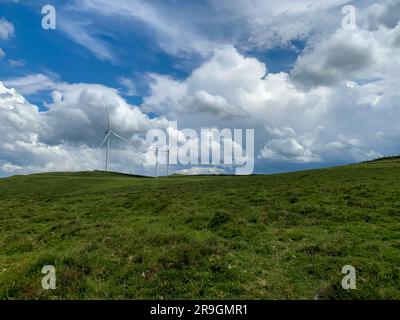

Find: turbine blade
<box><xmin>99</xmin><ymin>132</ymin><xmax>111</xmax><ymax>148</ymax></box>
<box><xmin>111</xmin><ymin>131</ymin><xmax>128</xmax><ymax>142</ymax></box>
<box><xmin>106</xmin><ymin>106</ymin><xmax>111</xmax><ymax>131</ymax></box>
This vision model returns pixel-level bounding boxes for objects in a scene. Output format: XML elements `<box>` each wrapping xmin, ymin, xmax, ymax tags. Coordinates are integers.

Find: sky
<box><xmin>0</xmin><ymin>0</ymin><xmax>400</xmax><ymax>176</ymax></box>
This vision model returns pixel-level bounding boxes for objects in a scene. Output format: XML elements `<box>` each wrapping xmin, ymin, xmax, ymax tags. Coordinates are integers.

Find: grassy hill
<box><xmin>1</xmin><ymin>159</ymin><xmax>400</xmax><ymax>299</ymax></box>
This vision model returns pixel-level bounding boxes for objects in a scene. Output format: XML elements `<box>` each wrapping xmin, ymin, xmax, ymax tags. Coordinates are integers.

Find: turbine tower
<box><xmin>163</xmin><ymin>147</ymin><xmax>171</xmax><ymax>177</ymax></box>
<box><xmin>166</xmin><ymin>148</ymin><xmax>170</xmax><ymax>177</ymax></box>
<box><xmin>155</xmin><ymin>147</ymin><xmax>159</xmax><ymax>178</ymax></box>
<box><xmin>99</xmin><ymin>107</ymin><xmax>128</xmax><ymax>171</ymax></box>
<box><xmin>152</xmin><ymin>146</ymin><xmax>171</xmax><ymax>178</ymax></box>
<box><xmin>150</xmin><ymin>129</ymin><xmax>175</xmax><ymax>178</ymax></box>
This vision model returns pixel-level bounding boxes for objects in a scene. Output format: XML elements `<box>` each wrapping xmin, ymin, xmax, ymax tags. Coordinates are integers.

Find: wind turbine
<box><xmin>163</xmin><ymin>147</ymin><xmax>171</xmax><ymax>177</ymax></box>
<box><xmin>155</xmin><ymin>147</ymin><xmax>159</xmax><ymax>178</ymax></box>
<box><xmin>152</xmin><ymin>146</ymin><xmax>171</xmax><ymax>178</ymax></box>
<box><xmin>165</xmin><ymin>148</ymin><xmax>170</xmax><ymax>177</ymax></box>
<box><xmin>99</xmin><ymin>107</ymin><xmax>128</xmax><ymax>171</ymax></box>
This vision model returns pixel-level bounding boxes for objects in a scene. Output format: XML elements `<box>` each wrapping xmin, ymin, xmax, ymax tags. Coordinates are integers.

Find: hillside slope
<box><xmin>1</xmin><ymin>161</ymin><xmax>400</xmax><ymax>299</ymax></box>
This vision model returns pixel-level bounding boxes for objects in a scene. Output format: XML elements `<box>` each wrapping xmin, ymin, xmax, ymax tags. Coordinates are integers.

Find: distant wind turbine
<box><xmin>141</xmin><ymin>146</ymin><xmax>171</xmax><ymax>178</ymax></box>
<box><xmin>151</xmin><ymin>146</ymin><xmax>171</xmax><ymax>178</ymax></box>
<box><xmin>99</xmin><ymin>107</ymin><xmax>128</xmax><ymax>171</ymax></box>
<box><xmin>155</xmin><ymin>147</ymin><xmax>159</xmax><ymax>178</ymax></box>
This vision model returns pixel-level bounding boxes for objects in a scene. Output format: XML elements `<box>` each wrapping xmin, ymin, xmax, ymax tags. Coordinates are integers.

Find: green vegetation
<box><xmin>1</xmin><ymin>159</ymin><xmax>400</xmax><ymax>299</ymax></box>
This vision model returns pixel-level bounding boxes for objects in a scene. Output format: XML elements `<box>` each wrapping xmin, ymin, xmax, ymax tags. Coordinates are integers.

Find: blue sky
<box><xmin>0</xmin><ymin>1</ymin><xmax>301</xmax><ymax>108</ymax></box>
<box><xmin>0</xmin><ymin>1</ymin><xmax>194</xmax><ymax>107</ymax></box>
<box><xmin>0</xmin><ymin>0</ymin><xmax>399</xmax><ymax>176</ymax></box>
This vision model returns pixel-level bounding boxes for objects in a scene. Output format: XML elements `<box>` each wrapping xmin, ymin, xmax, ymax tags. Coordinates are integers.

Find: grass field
<box><xmin>1</xmin><ymin>158</ymin><xmax>400</xmax><ymax>299</ymax></box>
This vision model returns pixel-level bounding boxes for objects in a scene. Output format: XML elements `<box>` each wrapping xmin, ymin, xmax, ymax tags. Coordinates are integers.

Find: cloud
<box><xmin>2</xmin><ymin>1</ymin><xmax>400</xmax><ymax>175</ymax></box>
<box><xmin>1</xmin><ymin>74</ymin><xmax>253</xmax><ymax>176</ymax></box>
<box><xmin>117</xmin><ymin>77</ymin><xmax>138</xmax><ymax>96</ymax></box>
<box><xmin>144</xmin><ymin>46</ymin><xmax>266</xmax><ymax>118</ymax></box>
<box><xmin>0</xmin><ymin>18</ymin><xmax>14</xmax><ymax>40</ymax></box>
<box><xmin>1</xmin><ymin>163</ymin><xmax>23</xmax><ymax>173</ymax></box>
<box><xmin>185</xmin><ymin>90</ymin><xmax>248</xmax><ymax>119</ymax></box>
<box><xmin>321</xmin><ymin>134</ymin><xmax>383</xmax><ymax>162</ymax></box>
<box><xmin>212</xmin><ymin>0</ymin><xmax>350</xmax><ymax>50</ymax></box>
<box><xmin>259</xmin><ymin>138</ymin><xmax>320</xmax><ymax>163</ymax></box>
<box><xmin>258</xmin><ymin>125</ymin><xmax>319</xmax><ymax>163</ymax></box>
<box><xmin>3</xmin><ymin>73</ymin><xmax>58</xmax><ymax>95</ymax></box>
<box><xmin>291</xmin><ymin>23</ymin><xmax>400</xmax><ymax>90</ymax></box>
<box><xmin>52</xmin><ymin>0</ymin><xmax>353</xmax><ymax>61</ymax></box>
<box><xmin>144</xmin><ymin>45</ymin><xmax>328</xmax><ymax>132</ymax></box>
<box><xmin>41</xmin><ymin>82</ymin><xmax>166</xmax><ymax>146</ymax></box>
<box><xmin>174</xmin><ymin>166</ymin><xmax>226</xmax><ymax>175</ymax></box>
<box><xmin>142</xmin><ymin>44</ymin><xmax>397</xmax><ymax>164</ymax></box>
<box><xmin>57</xmin><ymin>15</ymin><xmax>116</xmax><ymax>62</ymax></box>
<box><xmin>259</xmin><ymin>126</ymin><xmax>382</xmax><ymax>163</ymax></box>
<box><xmin>0</xmin><ymin>42</ymin><xmax>396</xmax><ymax>176</ymax></box>
<box><xmin>56</xmin><ymin>0</ymin><xmax>220</xmax><ymax>62</ymax></box>
<box><xmin>0</xmin><ymin>18</ymin><xmax>14</xmax><ymax>60</ymax></box>
<box><xmin>363</xmin><ymin>0</ymin><xmax>400</xmax><ymax>30</ymax></box>
<box><xmin>8</xmin><ymin>59</ymin><xmax>25</xmax><ymax>67</ymax></box>
<box><xmin>0</xmin><ymin>80</ymin><xmax>168</xmax><ymax>176</ymax></box>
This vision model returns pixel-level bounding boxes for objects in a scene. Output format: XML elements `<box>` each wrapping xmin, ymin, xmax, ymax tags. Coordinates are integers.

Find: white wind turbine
<box><xmin>153</xmin><ymin>146</ymin><xmax>172</xmax><ymax>178</ymax></box>
<box><xmin>142</xmin><ymin>128</ymin><xmax>176</xmax><ymax>178</ymax></box>
<box><xmin>143</xmin><ymin>146</ymin><xmax>171</xmax><ymax>178</ymax></box>
<box><xmin>99</xmin><ymin>107</ymin><xmax>128</xmax><ymax>171</ymax></box>
<box><xmin>155</xmin><ymin>128</ymin><xmax>177</xmax><ymax>178</ymax></box>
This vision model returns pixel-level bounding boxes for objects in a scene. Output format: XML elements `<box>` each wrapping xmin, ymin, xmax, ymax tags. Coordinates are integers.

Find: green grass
<box><xmin>1</xmin><ymin>159</ymin><xmax>400</xmax><ymax>300</ymax></box>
